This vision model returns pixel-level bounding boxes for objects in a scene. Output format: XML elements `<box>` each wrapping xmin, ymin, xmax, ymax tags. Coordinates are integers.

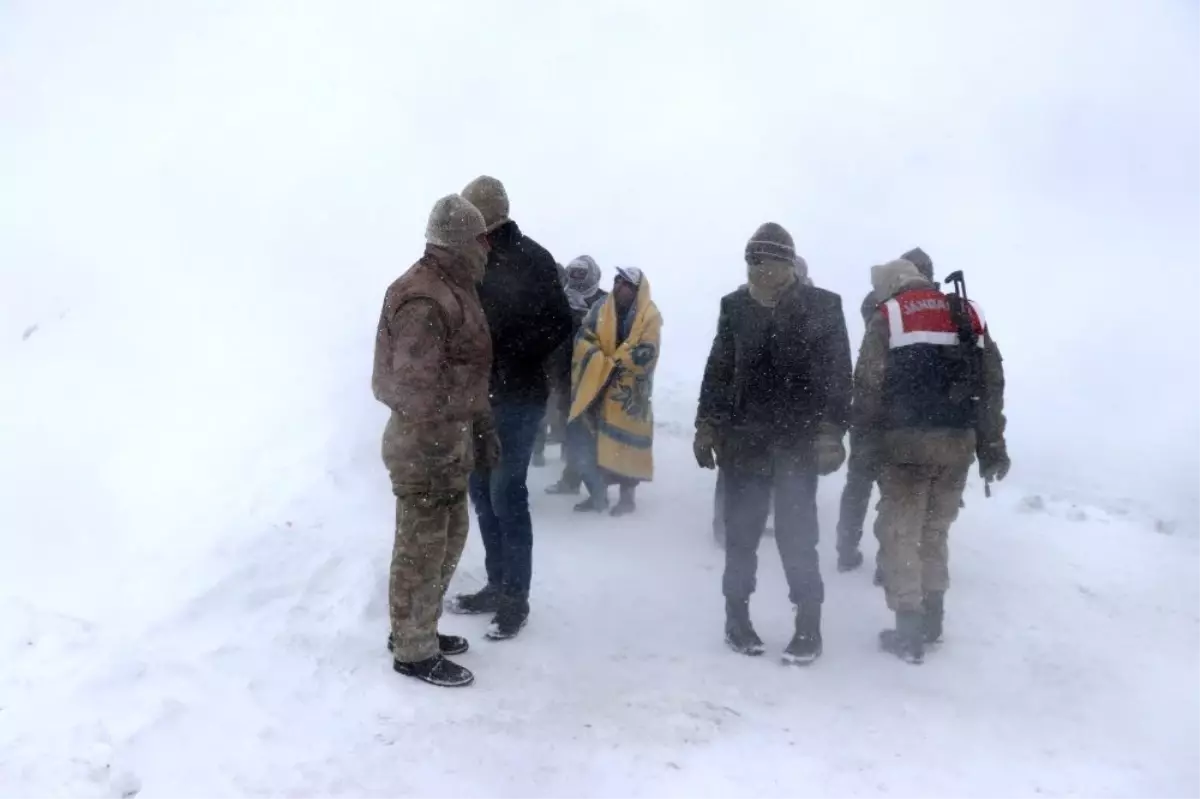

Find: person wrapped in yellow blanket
<box><xmin>567</xmin><ymin>266</ymin><xmax>662</xmax><ymax>516</ymax></box>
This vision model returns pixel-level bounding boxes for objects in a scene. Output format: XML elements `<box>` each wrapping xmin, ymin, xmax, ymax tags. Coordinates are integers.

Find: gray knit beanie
<box><xmin>745</xmin><ymin>222</ymin><xmax>796</xmax><ymax>263</ymax></box>
<box><xmin>461</xmin><ymin>175</ymin><xmax>511</xmax><ymax>232</ymax></box>
<box><xmin>425</xmin><ymin>194</ymin><xmax>487</xmax><ymax>249</ymax></box>
<box><xmin>901</xmin><ymin>247</ymin><xmax>934</xmax><ymax>281</ymax></box>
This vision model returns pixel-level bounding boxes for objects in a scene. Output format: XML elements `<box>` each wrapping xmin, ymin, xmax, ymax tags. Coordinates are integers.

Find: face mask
<box><xmin>748</xmin><ymin>260</ymin><xmax>795</xmax><ymax>291</ymax></box>
<box><xmin>463</xmin><ymin>240</ymin><xmax>489</xmax><ymax>283</ymax></box>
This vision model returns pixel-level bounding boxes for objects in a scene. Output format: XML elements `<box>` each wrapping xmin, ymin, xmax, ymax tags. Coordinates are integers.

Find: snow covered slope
<box><xmin>2</xmin><ymin>422</ymin><xmax>1196</xmax><ymax>798</ymax></box>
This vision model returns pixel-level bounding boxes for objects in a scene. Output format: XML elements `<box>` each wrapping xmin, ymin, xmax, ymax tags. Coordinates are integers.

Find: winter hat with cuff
<box><xmin>745</xmin><ymin>222</ymin><xmax>796</xmax><ymax>264</ymax></box>
<box><xmin>461</xmin><ymin>175</ymin><xmax>511</xmax><ymax>232</ymax></box>
<box><xmin>425</xmin><ymin>194</ymin><xmax>487</xmax><ymax>249</ymax></box>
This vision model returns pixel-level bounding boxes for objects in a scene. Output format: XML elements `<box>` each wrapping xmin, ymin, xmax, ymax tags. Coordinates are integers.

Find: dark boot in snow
<box><xmin>573</xmin><ymin>494</ymin><xmax>609</xmax><ymax>513</ymax></box>
<box><xmin>724</xmin><ymin>598</ymin><xmax>765</xmax><ymax>656</ymax></box>
<box><xmin>545</xmin><ymin>480</ymin><xmax>580</xmax><ymax>496</ymax></box>
<box><xmin>394</xmin><ymin>654</ymin><xmax>474</xmax><ymax>687</ymax></box>
<box><xmin>485</xmin><ymin>596</ymin><xmax>529</xmax><ymax>641</ymax></box>
<box><xmin>923</xmin><ymin>591</ymin><xmax>945</xmax><ymax>644</ymax></box>
<box><xmin>782</xmin><ymin>602</ymin><xmax>823</xmax><ymax>665</ymax></box>
<box><xmin>388</xmin><ymin>632</ymin><xmax>470</xmax><ymax>656</ymax></box>
<box><xmin>879</xmin><ymin>611</ymin><xmax>925</xmax><ymax>664</ymax></box>
<box><xmin>837</xmin><ymin>547</ymin><xmax>864</xmax><ymax>573</ymax></box>
<box><xmin>610</xmin><ymin>485</ymin><xmax>637</xmax><ymax>517</ymax></box>
<box><xmin>448</xmin><ymin>584</ymin><xmax>501</xmax><ymax>616</ymax></box>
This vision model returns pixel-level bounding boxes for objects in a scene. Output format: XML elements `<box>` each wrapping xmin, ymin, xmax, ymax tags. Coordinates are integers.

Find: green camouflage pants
<box><xmin>874</xmin><ymin>462</ymin><xmax>969</xmax><ymax>613</ymax></box>
<box><xmin>389</xmin><ymin>491</ymin><xmax>469</xmax><ymax>662</ymax></box>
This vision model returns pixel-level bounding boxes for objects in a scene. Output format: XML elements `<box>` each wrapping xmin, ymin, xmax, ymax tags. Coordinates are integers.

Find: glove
<box><xmin>814</xmin><ymin>426</ymin><xmax>847</xmax><ymax>476</ymax></box>
<box><xmin>473</xmin><ymin>414</ymin><xmax>501</xmax><ymax>470</ymax></box>
<box><xmin>978</xmin><ymin>441</ymin><xmax>1010</xmax><ymax>482</ymax></box>
<box><xmin>693</xmin><ymin>423</ymin><xmax>718</xmax><ymax>470</ymax></box>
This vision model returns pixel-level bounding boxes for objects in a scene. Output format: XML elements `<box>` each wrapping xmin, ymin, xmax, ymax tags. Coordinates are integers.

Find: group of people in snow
<box><xmin>372</xmin><ymin>179</ymin><xmax>1009</xmax><ymax>687</ymax></box>
<box><xmin>372</xmin><ymin>178</ymin><xmax>662</xmax><ymax>687</ymax></box>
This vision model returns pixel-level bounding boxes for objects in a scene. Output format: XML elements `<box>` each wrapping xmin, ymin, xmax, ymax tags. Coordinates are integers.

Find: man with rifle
<box><xmin>850</xmin><ymin>257</ymin><xmax>1008</xmax><ymax>664</ymax></box>
<box><xmin>837</xmin><ymin>247</ymin><xmax>936</xmax><ymax>578</ymax></box>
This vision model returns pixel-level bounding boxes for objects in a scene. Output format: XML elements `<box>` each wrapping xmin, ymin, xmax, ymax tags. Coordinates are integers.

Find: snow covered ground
<box><xmin>2</xmin><ymin>409</ymin><xmax>1197</xmax><ymax>798</ymax></box>
<box><xmin>3</xmin><ymin>2</ymin><xmax>1198</xmax><ymax>797</ymax></box>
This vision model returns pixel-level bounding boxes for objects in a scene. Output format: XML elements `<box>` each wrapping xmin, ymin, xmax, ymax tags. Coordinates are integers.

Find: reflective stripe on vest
<box><xmin>882</xmin><ymin>290</ymin><xmax>986</xmax><ymax>349</ymax></box>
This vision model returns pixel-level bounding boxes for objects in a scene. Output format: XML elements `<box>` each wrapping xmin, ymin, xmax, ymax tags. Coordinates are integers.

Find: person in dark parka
<box><xmin>694</xmin><ymin>223</ymin><xmax>852</xmax><ymax>665</ymax></box>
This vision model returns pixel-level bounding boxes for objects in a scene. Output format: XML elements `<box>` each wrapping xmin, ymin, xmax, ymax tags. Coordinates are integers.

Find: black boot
<box><xmin>485</xmin><ymin>595</ymin><xmax>529</xmax><ymax>641</ymax></box>
<box><xmin>394</xmin><ymin>654</ymin><xmax>474</xmax><ymax>687</ymax></box>
<box><xmin>448</xmin><ymin>584</ymin><xmax>501</xmax><ymax>615</ymax></box>
<box><xmin>724</xmin><ymin>598</ymin><xmax>765</xmax><ymax>656</ymax></box>
<box><xmin>879</xmin><ymin>611</ymin><xmax>925</xmax><ymax>664</ymax></box>
<box><xmin>923</xmin><ymin>591</ymin><xmax>945</xmax><ymax>644</ymax></box>
<box><xmin>610</xmin><ymin>485</ymin><xmax>637</xmax><ymax>517</ymax></box>
<box><xmin>782</xmin><ymin>602</ymin><xmax>823</xmax><ymax>665</ymax></box>
<box><xmin>837</xmin><ymin>547</ymin><xmax>864</xmax><ymax>572</ymax></box>
<box><xmin>388</xmin><ymin>632</ymin><xmax>470</xmax><ymax>656</ymax></box>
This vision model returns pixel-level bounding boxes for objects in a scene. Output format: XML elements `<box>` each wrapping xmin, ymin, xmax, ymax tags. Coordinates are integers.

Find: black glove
<box><xmin>978</xmin><ymin>440</ymin><xmax>1010</xmax><ymax>482</ymax></box>
<box><xmin>814</xmin><ymin>424</ymin><xmax>847</xmax><ymax>476</ymax></box>
<box><xmin>694</xmin><ymin>423</ymin><xmax>719</xmax><ymax>470</ymax></box>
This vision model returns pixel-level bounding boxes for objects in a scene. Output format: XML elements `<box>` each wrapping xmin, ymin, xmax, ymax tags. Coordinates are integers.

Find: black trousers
<box><xmin>722</xmin><ymin>449</ymin><xmax>823</xmax><ymax>606</ymax></box>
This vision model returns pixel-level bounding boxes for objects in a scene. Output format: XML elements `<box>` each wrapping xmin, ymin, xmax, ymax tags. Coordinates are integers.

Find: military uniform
<box><xmin>851</xmin><ymin>258</ymin><xmax>1008</xmax><ymax>663</ymax></box>
<box><xmin>837</xmin><ymin>248</ymin><xmax>937</xmax><ymax>573</ymax></box>
<box><xmin>372</xmin><ymin>195</ymin><xmax>497</xmax><ymax>687</ymax></box>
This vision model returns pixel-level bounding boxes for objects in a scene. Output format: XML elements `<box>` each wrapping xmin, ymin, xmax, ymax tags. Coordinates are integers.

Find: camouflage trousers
<box><xmin>389</xmin><ymin>491</ymin><xmax>469</xmax><ymax>662</ymax></box>
<box><xmin>874</xmin><ymin>461</ymin><xmax>969</xmax><ymax>613</ymax></box>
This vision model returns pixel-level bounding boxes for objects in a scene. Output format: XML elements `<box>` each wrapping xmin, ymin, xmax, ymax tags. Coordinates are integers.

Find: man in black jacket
<box><xmin>694</xmin><ymin>223</ymin><xmax>852</xmax><ymax>665</ymax></box>
<box><xmin>450</xmin><ymin>176</ymin><xmax>573</xmax><ymax>641</ymax></box>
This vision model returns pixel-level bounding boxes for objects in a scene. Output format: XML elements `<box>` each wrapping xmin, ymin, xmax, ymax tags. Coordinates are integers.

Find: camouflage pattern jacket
<box><xmin>372</xmin><ymin>246</ymin><xmax>493</xmax><ymax>496</ymax></box>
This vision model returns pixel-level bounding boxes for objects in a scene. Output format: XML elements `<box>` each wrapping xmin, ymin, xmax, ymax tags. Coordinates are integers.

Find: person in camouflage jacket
<box><xmin>372</xmin><ymin>194</ymin><xmax>498</xmax><ymax>688</ymax></box>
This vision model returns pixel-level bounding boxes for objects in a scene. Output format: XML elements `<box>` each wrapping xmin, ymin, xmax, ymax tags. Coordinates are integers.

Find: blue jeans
<box><xmin>468</xmin><ymin>402</ymin><xmax>545</xmax><ymax>599</ymax></box>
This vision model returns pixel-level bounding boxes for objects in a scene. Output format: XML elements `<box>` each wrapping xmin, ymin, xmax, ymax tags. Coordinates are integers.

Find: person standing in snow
<box><xmin>567</xmin><ymin>266</ymin><xmax>661</xmax><ymax>516</ymax></box>
<box><xmin>711</xmin><ymin>254</ymin><xmax>811</xmax><ymax>547</ymax></box>
<box><xmin>694</xmin><ymin>224</ymin><xmax>852</xmax><ymax>664</ymax></box>
<box><xmin>371</xmin><ymin>194</ymin><xmax>498</xmax><ymax>688</ymax></box>
<box><xmin>852</xmin><ymin>258</ymin><xmax>1008</xmax><ymax>664</ymax></box>
<box><xmin>837</xmin><ymin>247</ymin><xmax>936</xmax><ymax>578</ymax></box>
<box><xmin>450</xmin><ymin>176</ymin><xmax>573</xmax><ymax>640</ymax></box>
<box><xmin>546</xmin><ymin>256</ymin><xmax>609</xmax><ymax>496</ymax></box>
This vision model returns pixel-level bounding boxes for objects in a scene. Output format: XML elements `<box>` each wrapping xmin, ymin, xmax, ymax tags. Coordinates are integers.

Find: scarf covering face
<box><xmin>747</xmin><ymin>258</ymin><xmax>797</xmax><ymax>307</ymax></box>
<box><xmin>565</xmin><ymin>255</ymin><xmax>602</xmax><ymax>311</ymax></box>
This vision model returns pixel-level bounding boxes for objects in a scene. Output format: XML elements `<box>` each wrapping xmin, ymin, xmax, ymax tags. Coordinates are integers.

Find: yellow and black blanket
<box><xmin>567</xmin><ymin>277</ymin><xmax>662</xmax><ymax>481</ymax></box>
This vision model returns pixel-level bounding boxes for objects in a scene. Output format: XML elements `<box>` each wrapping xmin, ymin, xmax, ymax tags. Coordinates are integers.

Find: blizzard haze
<box><xmin>1</xmin><ymin>1</ymin><xmax>1198</xmax><ymax>794</ymax></box>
